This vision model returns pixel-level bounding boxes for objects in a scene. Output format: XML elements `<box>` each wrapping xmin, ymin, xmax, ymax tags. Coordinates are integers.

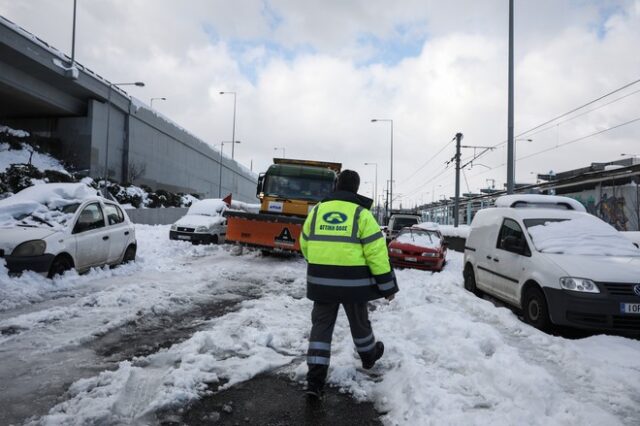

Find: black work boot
<box><xmin>361</xmin><ymin>341</ymin><xmax>384</xmax><ymax>370</ymax></box>
<box><xmin>306</xmin><ymin>381</ymin><xmax>324</xmax><ymax>400</ymax></box>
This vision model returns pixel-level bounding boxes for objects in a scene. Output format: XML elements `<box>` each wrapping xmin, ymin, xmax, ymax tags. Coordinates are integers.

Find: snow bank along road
<box><xmin>1</xmin><ymin>225</ymin><xmax>639</xmax><ymax>425</ymax></box>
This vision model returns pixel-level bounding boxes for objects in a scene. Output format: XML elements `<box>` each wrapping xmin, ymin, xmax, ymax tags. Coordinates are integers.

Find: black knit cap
<box><xmin>336</xmin><ymin>169</ymin><xmax>360</xmax><ymax>193</ymax></box>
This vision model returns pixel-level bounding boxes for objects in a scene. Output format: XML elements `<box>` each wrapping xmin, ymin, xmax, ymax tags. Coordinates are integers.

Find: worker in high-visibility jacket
<box><xmin>300</xmin><ymin>169</ymin><xmax>399</xmax><ymax>399</ymax></box>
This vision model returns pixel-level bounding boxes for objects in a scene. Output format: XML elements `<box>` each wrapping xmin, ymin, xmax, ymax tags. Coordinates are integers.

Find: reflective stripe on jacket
<box><xmin>300</xmin><ymin>190</ymin><xmax>398</xmax><ymax>303</ymax></box>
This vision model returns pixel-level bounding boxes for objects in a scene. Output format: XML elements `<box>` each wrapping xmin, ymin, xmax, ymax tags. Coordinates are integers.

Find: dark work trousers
<box><xmin>306</xmin><ymin>301</ymin><xmax>377</xmax><ymax>388</ymax></box>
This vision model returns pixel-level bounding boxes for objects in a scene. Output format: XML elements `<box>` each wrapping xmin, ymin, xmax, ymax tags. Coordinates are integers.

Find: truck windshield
<box><xmin>263</xmin><ymin>165</ymin><xmax>336</xmax><ymax>201</ymax></box>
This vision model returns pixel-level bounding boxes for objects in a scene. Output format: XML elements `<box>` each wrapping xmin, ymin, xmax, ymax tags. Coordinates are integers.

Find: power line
<box><xmin>400</xmin><ymin>137</ymin><xmax>455</xmax><ymax>184</ymax></box>
<box><xmin>468</xmin><ymin>115</ymin><xmax>640</xmax><ymax>179</ymax></box>
<box><xmin>516</xmin><ymin>77</ymin><xmax>640</xmax><ymax>139</ymax></box>
<box><xmin>470</xmin><ymin>77</ymin><xmax>640</xmax><ymax>164</ymax></box>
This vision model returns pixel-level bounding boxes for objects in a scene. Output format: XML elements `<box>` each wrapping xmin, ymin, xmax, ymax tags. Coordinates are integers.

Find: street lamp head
<box><xmin>371</xmin><ymin>119</ymin><xmax>377</xmax><ymax>122</ymax></box>
<box><xmin>134</xmin><ymin>82</ymin><xmax>145</xmax><ymax>87</ymax></box>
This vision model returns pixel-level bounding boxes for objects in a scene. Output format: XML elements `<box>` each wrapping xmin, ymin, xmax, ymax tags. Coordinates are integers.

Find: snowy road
<box><xmin>1</xmin><ymin>225</ymin><xmax>639</xmax><ymax>425</ymax></box>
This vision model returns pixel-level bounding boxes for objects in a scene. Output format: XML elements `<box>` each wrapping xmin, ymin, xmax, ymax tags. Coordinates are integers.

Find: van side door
<box><xmin>492</xmin><ymin>218</ymin><xmax>531</xmax><ymax>303</ymax></box>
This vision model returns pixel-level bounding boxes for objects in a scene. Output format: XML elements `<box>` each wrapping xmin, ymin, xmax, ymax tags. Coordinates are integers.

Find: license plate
<box><xmin>177</xmin><ymin>235</ymin><xmax>191</xmax><ymax>240</ymax></box>
<box><xmin>620</xmin><ymin>303</ymin><xmax>640</xmax><ymax>314</ymax></box>
<box><xmin>405</xmin><ymin>257</ymin><xmax>417</xmax><ymax>262</ymax></box>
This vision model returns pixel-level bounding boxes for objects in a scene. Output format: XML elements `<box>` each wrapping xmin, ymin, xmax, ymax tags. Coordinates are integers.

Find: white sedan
<box><xmin>0</xmin><ymin>183</ymin><xmax>137</xmax><ymax>278</ymax></box>
<box><xmin>170</xmin><ymin>199</ymin><xmax>227</xmax><ymax>244</ymax></box>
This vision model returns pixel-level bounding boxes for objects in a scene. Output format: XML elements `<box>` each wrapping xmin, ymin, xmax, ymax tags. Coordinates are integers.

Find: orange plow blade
<box><xmin>224</xmin><ymin>210</ymin><xmax>305</xmax><ymax>253</ymax></box>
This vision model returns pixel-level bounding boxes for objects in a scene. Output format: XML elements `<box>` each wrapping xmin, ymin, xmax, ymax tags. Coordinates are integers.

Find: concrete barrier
<box><xmin>125</xmin><ymin>207</ymin><xmax>188</xmax><ymax>225</ymax></box>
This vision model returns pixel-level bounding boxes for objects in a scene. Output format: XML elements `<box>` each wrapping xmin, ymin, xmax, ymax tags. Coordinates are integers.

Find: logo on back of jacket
<box><xmin>321</xmin><ymin>212</ymin><xmax>349</xmax><ymax>231</ymax></box>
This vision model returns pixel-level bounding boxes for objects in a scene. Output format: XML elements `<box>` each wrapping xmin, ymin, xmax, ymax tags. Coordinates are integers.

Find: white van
<box><xmin>463</xmin><ymin>194</ymin><xmax>640</xmax><ymax>332</ymax></box>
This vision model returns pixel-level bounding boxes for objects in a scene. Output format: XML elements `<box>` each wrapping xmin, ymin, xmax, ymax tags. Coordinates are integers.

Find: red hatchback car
<box><xmin>388</xmin><ymin>227</ymin><xmax>447</xmax><ymax>271</ymax></box>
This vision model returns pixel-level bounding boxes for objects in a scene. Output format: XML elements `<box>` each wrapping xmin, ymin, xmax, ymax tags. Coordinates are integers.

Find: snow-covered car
<box><xmin>0</xmin><ymin>183</ymin><xmax>137</xmax><ymax>278</ymax></box>
<box><xmin>463</xmin><ymin>194</ymin><xmax>640</xmax><ymax>332</ymax></box>
<box><xmin>386</xmin><ymin>214</ymin><xmax>421</xmax><ymax>241</ymax></box>
<box><xmin>388</xmin><ymin>226</ymin><xmax>447</xmax><ymax>271</ymax></box>
<box><xmin>169</xmin><ymin>199</ymin><xmax>227</xmax><ymax>244</ymax></box>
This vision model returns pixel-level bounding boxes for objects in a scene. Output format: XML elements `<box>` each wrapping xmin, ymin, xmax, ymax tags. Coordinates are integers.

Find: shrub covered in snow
<box><xmin>1</xmin><ymin>125</ymin><xmax>199</xmax><ymax>208</ymax></box>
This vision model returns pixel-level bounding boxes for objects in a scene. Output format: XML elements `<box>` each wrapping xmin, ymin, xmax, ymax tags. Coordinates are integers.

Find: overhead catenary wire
<box><xmin>400</xmin><ymin>137</ymin><xmax>455</xmax><ymax>184</ymax></box>
<box><xmin>466</xmin><ymin>77</ymin><xmax>640</xmax><ymax>166</ymax></box>
<box><xmin>467</xmin><ymin>115</ymin><xmax>640</xmax><ymax>179</ymax></box>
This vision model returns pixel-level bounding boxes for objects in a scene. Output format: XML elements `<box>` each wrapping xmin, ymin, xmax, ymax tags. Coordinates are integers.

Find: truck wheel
<box><xmin>523</xmin><ymin>287</ymin><xmax>551</xmax><ymax>331</ymax></box>
<box><xmin>48</xmin><ymin>256</ymin><xmax>72</xmax><ymax>278</ymax></box>
<box><xmin>463</xmin><ymin>264</ymin><xmax>480</xmax><ymax>296</ymax></box>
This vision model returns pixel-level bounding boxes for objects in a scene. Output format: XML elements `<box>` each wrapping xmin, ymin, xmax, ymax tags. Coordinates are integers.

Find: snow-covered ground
<box><xmin>1</xmin><ymin>226</ymin><xmax>639</xmax><ymax>425</ymax></box>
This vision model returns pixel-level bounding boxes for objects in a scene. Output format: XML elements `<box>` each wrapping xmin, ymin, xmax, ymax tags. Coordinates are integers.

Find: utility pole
<box><xmin>507</xmin><ymin>0</ymin><xmax>515</xmax><ymax>193</ymax></box>
<box><xmin>454</xmin><ymin>132</ymin><xmax>463</xmax><ymax>227</ymax></box>
<box><xmin>447</xmin><ymin>133</ymin><xmax>495</xmax><ymax>227</ymax></box>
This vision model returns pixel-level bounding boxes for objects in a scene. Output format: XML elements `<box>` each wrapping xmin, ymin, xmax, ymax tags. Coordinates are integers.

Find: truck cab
<box><xmin>256</xmin><ymin>158</ymin><xmax>341</xmax><ymax>217</ymax></box>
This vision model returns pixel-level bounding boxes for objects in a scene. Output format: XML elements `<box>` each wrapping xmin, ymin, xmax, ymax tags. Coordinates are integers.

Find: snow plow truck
<box><xmin>224</xmin><ymin>158</ymin><xmax>341</xmax><ymax>253</ymax></box>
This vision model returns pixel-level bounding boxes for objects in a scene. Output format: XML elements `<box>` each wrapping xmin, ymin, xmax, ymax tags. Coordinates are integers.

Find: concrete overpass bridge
<box><xmin>0</xmin><ymin>15</ymin><xmax>257</xmax><ymax>201</ymax></box>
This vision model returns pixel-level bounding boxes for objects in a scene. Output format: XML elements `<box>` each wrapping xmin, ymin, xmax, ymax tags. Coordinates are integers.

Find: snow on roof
<box><xmin>527</xmin><ymin>215</ymin><xmax>640</xmax><ymax>257</ymax></box>
<box><xmin>495</xmin><ymin>194</ymin><xmax>586</xmax><ymax>212</ymax></box>
<box><xmin>187</xmin><ymin>199</ymin><xmax>228</xmax><ymax>216</ymax></box>
<box><xmin>415</xmin><ymin>222</ymin><xmax>440</xmax><ymax>231</ymax></box>
<box><xmin>0</xmin><ymin>183</ymin><xmax>98</xmax><ymax>228</ymax></box>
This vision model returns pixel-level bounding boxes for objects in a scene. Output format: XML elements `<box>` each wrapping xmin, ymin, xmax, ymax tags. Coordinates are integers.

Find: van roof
<box><xmin>479</xmin><ymin>207</ymin><xmax>588</xmax><ymax>221</ymax></box>
<box><xmin>494</xmin><ymin>194</ymin><xmax>585</xmax><ymax>212</ymax></box>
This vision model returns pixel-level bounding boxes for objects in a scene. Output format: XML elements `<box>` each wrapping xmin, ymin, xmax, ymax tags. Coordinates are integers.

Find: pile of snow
<box><xmin>438</xmin><ymin>224</ymin><xmax>471</xmax><ymax>239</ymax></box>
<box><xmin>395</xmin><ymin>229</ymin><xmax>442</xmax><ymax>248</ymax></box>
<box><xmin>528</xmin><ymin>216</ymin><xmax>640</xmax><ymax>256</ymax></box>
<box><xmin>0</xmin><ymin>125</ymin><xmax>30</xmax><ymax>138</ymax></box>
<box><xmin>26</xmin><ymin>249</ymin><xmax>640</xmax><ymax>425</ymax></box>
<box><xmin>230</xmin><ymin>200</ymin><xmax>260</xmax><ymax>213</ymax></box>
<box><xmin>0</xmin><ymin>183</ymin><xmax>97</xmax><ymax>229</ymax></box>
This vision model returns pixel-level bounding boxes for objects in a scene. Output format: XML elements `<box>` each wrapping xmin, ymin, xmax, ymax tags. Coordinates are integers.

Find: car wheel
<box><xmin>122</xmin><ymin>245</ymin><xmax>136</xmax><ymax>264</ymax></box>
<box><xmin>211</xmin><ymin>235</ymin><xmax>219</xmax><ymax>245</ymax></box>
<box><xmin>523</xmin><ymin>287</ymin><xmax>551</xmax><ymax>331</ymax></box>
<box><xmin>48</xmin><ymin>255</ymin><xmax>72</xmax><ymax>278</ymax></box>
<box><xmin>463</xmin><ymin>264</ymin><xmax>480</xmax><ymax>296</ymax></box>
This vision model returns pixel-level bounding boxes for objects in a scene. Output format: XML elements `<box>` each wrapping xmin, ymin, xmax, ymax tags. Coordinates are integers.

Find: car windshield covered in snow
<box><xmin>186</xmin><ymin>199</ymin><xmax>226</xmax><ymax>217</ymax></box>
<box><xmin>0</xmin><ymin>183</ymin><xmax>96</xmax><ymax>230</ymax></box>
<box><xmin>526</xmin><ymin>215</ymin><xmax>640</xmax><ymax>257</ymax></box>
<box><xmin>395</xmin><ymin>228</ymin><xmax>442</xmax><ymax>248</ymax></box>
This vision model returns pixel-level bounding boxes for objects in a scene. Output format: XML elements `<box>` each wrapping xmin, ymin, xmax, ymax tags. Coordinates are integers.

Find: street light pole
<box><xmin>364</xmin><ymin>162</ymin><xmax>378</xmax><ymax>208</ymax></box>
<box><xmin>274</xmin><ymin>147</ymin><xmax>286</xmax><ymax>158</ymax></box>
<box><xmin>71</xmin><ymin>0</ymin><xmax>77</xmax><ymax>64</ymax></box>
<box><xmin>219</xmin><ymin>91</ymin><xmax>237</xmax><ymax>160</ymax></box>
<box><xmin>507</xmin><ymin>0</ymin><xmax>515</xmax><ymax>194</ymax></box>
<box><xmin>218</xmin><ymin>140</ymin><xmax>241</xmax><ymax>197</ymax></box>
<box><xmin>150</xmin><ymin>97</ymin><xmax>167</xmax><ymax>109</ymax></box>
<box><xmin>371</xmin><ymin>119</ymin><xmax>393</xmax><ymax>214</ymax></box>
<box><xmin>104</xmin><ymin>81</ymin><xmax>144</xmax><ymax>185</ymax></box>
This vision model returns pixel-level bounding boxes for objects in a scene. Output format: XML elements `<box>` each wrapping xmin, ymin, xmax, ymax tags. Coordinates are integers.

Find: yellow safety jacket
<box><xmin>300</xmin><ymin>190</ymin><xmax>398</xmax><ymax>303</ymax></box>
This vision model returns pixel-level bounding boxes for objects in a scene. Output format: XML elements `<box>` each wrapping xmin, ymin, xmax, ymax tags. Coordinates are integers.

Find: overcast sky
<box><xmin>1</xmin><ymin>0</ymin><xmax>639</xmax><ymax>206</ymax></box>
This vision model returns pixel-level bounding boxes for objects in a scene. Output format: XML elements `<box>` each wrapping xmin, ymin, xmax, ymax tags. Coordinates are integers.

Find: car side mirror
<box><xmin>503</xmin><ymin>236</ymin><xmax>525</xmax><ymax>254</ymax></box>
